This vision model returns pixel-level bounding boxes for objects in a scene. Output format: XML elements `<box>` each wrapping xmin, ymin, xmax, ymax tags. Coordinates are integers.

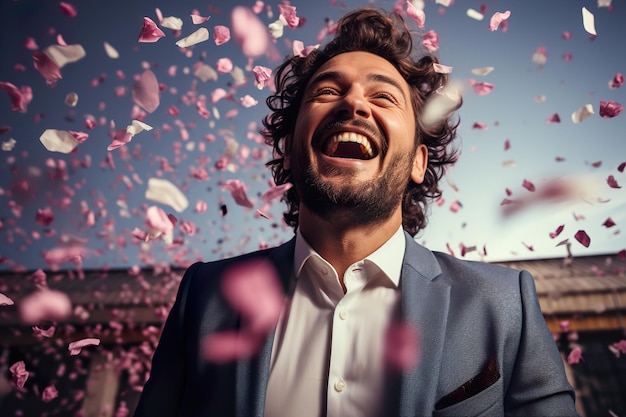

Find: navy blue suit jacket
<box><xmin>134</xmin><ymin>232</ymin><xmax>578</xmax><ymax>416</ymax></box>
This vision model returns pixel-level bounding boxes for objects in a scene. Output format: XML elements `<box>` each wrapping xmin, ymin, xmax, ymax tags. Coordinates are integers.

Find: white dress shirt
<box><xmin>263</xmin><ymin>226</ymin><xmax>405</xmax><ymax>417</ymax></box>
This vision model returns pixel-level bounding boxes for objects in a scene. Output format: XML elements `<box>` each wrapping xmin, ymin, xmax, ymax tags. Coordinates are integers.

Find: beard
<box><xmin>293</xmin><ymin>149</ymin><xmax>415</xmax><ymax>228</ymax></box>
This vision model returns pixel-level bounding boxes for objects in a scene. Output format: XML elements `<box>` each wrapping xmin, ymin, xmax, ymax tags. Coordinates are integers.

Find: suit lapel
<box><xmin>235</xmin><ymin>238</ymin><xmax>296</xmax><ymax>417</ymax></box>
<box><xmin>397</xmin><ymin>233</ymin><xmax>450</xmax><ymax>416</ymax></box>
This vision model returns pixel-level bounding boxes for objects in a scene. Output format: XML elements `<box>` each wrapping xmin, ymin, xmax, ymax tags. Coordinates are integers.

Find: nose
<box><xmin>335</xmin><ymin>88</ymin><xmax>371</xmax><ymax>119</ymax></box>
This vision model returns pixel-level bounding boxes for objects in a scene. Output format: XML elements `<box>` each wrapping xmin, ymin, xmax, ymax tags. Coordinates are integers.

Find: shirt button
<box><xmin>334</xmin><ymin>378</ymin><xmax>346</xmax><ymax>392</ymax></box>
<box><xmin>321</xmin><ymin>267</ymin><xmax>329</xmax><ymax>275</ymax></box>
<box><xmin>338</xmin><ymin>310</ymin><xmax>347</xmax><ymax>320</ymax></box>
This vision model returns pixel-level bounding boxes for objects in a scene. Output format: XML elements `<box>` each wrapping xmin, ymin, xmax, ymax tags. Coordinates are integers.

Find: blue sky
<box><xmin>0</xmin><ymin>0</ymin><xmax>624</xmax><ymax>271</ymax></box>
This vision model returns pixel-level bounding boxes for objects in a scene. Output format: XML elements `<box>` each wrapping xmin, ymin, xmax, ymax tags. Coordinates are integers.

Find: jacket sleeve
<box><xmin>133</xmin><ymin>263</ymin><xmax>198</xmax><ymax>417</ymax></box>
<box><xmin>504</xmin><ymin>270</ymin><xmax>579</xmax><ymax>416</ymax></box>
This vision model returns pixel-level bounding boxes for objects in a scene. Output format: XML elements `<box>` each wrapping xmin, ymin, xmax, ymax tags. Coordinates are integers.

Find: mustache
<box><xmin>314</xmin><ymin>119</ymin><xmax>387</xmax><ymax>154</ymax></box>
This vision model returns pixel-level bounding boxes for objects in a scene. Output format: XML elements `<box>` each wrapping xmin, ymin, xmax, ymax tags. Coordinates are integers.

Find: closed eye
<box><xmin>372</xmin><ymin>91</ymin><xmax>398</xmax><ymax>104</ymax></box>
<box><xmin>312</xmin><ymin>87</ymin><xmax>339</xmax><ymax>97</ymax></box>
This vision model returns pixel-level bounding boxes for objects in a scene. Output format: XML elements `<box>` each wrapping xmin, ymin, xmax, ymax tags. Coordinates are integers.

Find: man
<box><xmin>134</xmin><ymin>7</ymin><xmax>578</xmax><ymax>417</ymax></box>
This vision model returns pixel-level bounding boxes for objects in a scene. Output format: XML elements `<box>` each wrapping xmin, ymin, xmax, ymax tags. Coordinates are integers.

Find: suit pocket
<box><xmin>432</xmin><ymin>377</ymin><xmax>502</xmax><ymax>417</ymax></box>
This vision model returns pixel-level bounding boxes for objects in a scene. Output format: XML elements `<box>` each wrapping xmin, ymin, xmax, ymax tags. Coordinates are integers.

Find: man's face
<box><xmin>288</xmin><ymin>51</ymin><xmax>427</xmax><ymax>226</ymax></box>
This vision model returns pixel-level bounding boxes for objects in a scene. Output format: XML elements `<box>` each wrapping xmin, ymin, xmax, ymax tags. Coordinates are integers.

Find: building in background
<box><xmin>1</xmin><ymin>252</ymin><xmax>625</xmax><ymax>416</ymax></box>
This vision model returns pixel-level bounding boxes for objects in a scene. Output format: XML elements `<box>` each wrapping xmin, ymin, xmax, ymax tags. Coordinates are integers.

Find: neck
<box><xmin>298</xmin><ymin>205</ymin><xmax>403</xmax><ymax>280</ymax></box>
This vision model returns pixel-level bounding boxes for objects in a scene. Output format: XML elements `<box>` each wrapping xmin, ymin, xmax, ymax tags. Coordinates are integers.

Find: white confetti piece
<box><xmin>195</xmin><ymin>64</ymin><xmax>218</xmax><ymax>82</ymax></box>
<box><xmin>44</xmin><ymin>44</ymin><xmax>86</xmax><ymax>68</ymax></box>
<box><xmin>471</xmin><ymin>67</ymin><xmax>494</xmax><ymax>76</ymax></box>
<box><xmin>466</xmin><ymin>9</ymin><xmax>484</xmax><ymax>21</ymax></box>
<box><xmin>176</xmin><ymin>27</ymin><xmax>209</xmax><ymax>48</ymax></box>
<box><xmin>103</xmin><ymin>41</ymin><xmax>119</xmax><ymax>59</ymax></box>
<box><xmin>161</xmin><ymin>16</ymin><xmax>183</xmax><ymax>30</ymax></box>
<box><xmin>145</xmin><ymin>178</ymin><xmax>189</xmax><ymax>213</ymax></box>
<box><xmin>64</xmin><ymin>92</ymin><xmax>78</xmax><ymax>107</ymax></box>
<box><xmin>126</xmin><ymin>120</ymin><xmax>153</xmax><ymax>135</ymax></box>
<box><xmin>422</xmin><ymin>79</ymin><xmax>463</xmax><ymax>129</ymax></box>
<box><xmin>435</xmin><ymin>0</ymin><xmax>451</xmax><ymax>5</ymax></box>
<box><xmin>571</xmin><ymin>104</ymin><xmax>594</xmax><ymax>123</ymax></box>
<box><xmin>433</xmin><ymin>63</ymin><xmax>453</xmax><ymax>74</ymax></box>
<box><xmin>582</xmin><ymin>7</ymin><xmax>597</xmax><ymax>35</ymax></box>
<box><xmin>39</xmin><ymin>129</ymin><xmax>79</xmax><ymax>153</ymax></box>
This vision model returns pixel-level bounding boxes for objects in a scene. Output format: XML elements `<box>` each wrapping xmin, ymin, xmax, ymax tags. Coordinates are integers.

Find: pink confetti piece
<box><xmin>599</xmin><ymin>101</ymin><xmax>623</xmax><ymax>118</ymax></box>
<box><xmin>240</xmin><ymin>95</ymin><xmax>258</xmax><ymax>108</ymax></box>
<box><xmin>489</xmin><ymin>10</ymin><xmax>510</xmax><ymax>31</ymax></box>
<box><xmin>549</xmin><ymin>224</ymin><xmax>564</xmax><ymax>239</ymax></box>
<box><xmin>145</xmin><ymin>205</ymin><xmax>175</xmax><ymax>236</ymax></box>
<box><xmin>422</xmin><ymin>30</ymin><xmax>439</xmax><ymax>52</ymax></box>
<box><xmin>231</xmin><ymin>6</ymin><xmax>271</xmax><ymax>57</ymax></box>
<box><xmin>191</xmin><ymin>13</ymin><xmax>211</xmax><ymax>24</ymax></box>
<box><xmin>9</xmin><ymin>361</ymin><xmax>28</xmax><ymax>388</ymax></box>
<box><xmin>33</xmin><ymin>51</ymin><xmax>62</xmax><ymax>83</ymax></box>
<box><xmin>261</xmin><ymin>182</ymin><xmax>293</xmax><ymax>204</ymax></box>
<box><xmin>0</xmin><ymin>292</ymin><xmax>14</xmax><ymax>306</ymax></box>
<box><xmin>59</xmin><ymin>2</ymin><xmax>77</xmax><ymax>17</ymax></box>
<box><xmin>213</xmin><ymin>25</ymin><xmax>231</xmax><ymax>45</ymax></box>
<box><xmin>132</xmin><ymin>69</ymin><xmax>160</xmax><ymax>113</ymax></box>
<box><xmin>277</xmin><ymin>4</ymin><xmax>300</xmax><ymax>29</ymax></box>
<box><xmin>42</xmin><ymin>384</ymin><xmax>59</xmax><ymax>402</ymax></box>
<box><xmin>145</xmin><ymin>177</ymin><xmax>189</xmax><ymax>213</ymax></box>
<box><xmin>35</xmin><ymin>207</ymin><xmax>55</xmax><ymax>226</ymax></box>
<box><xmin>567</xmin><ymin>346</ymin><xmax>583</xmax><ymax>364</ymax></box>
<box><xmin>138</xmin><ymin>17</ymin><xmax>165</xmax><ymax>43</ymax></box>
<box><xmin>522</xmin><ymin>179</ymin><xmax>535</xmax><ymax>192</ymax></box>
<box><xmin>32</xmin><ymin>325</ymin><xmax>55</xmax><ymax>337</ymax></box>
<box><xmin>611</xmin><ymin>340</ymin><xmax>626</xmax><ymax>357</ymax></box>
<box><xmin>581</xmin><ymin>7</ymin><xmax>596</xmax><ymax>35</ymax></box>
<box><xmin>384</xmin><ymin>322</ymin><xmax>421</xmax><ymax>372</ymax></box>
<box><xmin>216</xmin><ymin>57</ymin><xmax>233</xmax><ymax>74</ymax></box>
<box><xmin>559</xmin><ymin>320</ymin><xmax>570</xmax><ymax>332</ymax></box>
<box><xmin>68</xmin><ymin>337</ymin><xmax>101</xmax><ymax>355</ymax></box>
<box><xmin>546</xmin><ymin>113</ymin><xmax>561</xmax><ymax>123</ymax></box>
<box><xmin>406</xmin><ymin>0</ymin><xmax>426</xmax><ymax>28</ymax></box>
<box><xmin>220</xmin><ymin>179</ymin><xmax>254</xmax><ymax>208</ymax></box>
<box><xmin>618</xmin><ymin>162</ymin><xmax>626</xmax><ymax>173</ymax></box>
<box><xmin>602</xmin><ymin>218</ymin><xmax>616</xmax><ymax>228</ymax></box>
<box><xmin>609</xmin><ymin>73</ymin><xmax>624</xmax><ymax>89</ymax></box>
<box><xmin>607</xmin><ymin>175</ymin><xmax>621</xmax><ymax>189</ymax></box>
<box><xmin>203</xmin><ymin>259</ymin><xmax>283</xmax><ymax>362</ymax></box>
<box><xmin>252</xmin><ymin>66</ymin><xmax>272</xmax><ymax>90</ymax></box>
<box><xmin>472</xmin><ymin>122</ymin><xmax>488</xmax><ymax>130</ymax></box>
<box><xmin>0</xmin><ymin>81</ymin><xmax>28</xmax><ymax>112</ymax></box>
<box><xmin>176</xmin><ymin>28</ymin><xmax>210</xmax><ymax>48</ymax></box>
<box><xmin>562</xmin><ymin>31</ymin><xmax>572</xmax><ymax>40</ymax></box>
<box><xmin>292</xmin><ymin>40</ymin><xmax>319</xmax><ymax>57</ymax></box>
<box><xmin>19</xmin><ymin>288</ymin><xmax>72</xmax><ymax>324</ymax></box>
<box><xmin>574</xmin><ymin>230</ymin><xmax>591</xmax><ymax>248</ymax></box>
<box><xmin>471</xmin><ymin>81</ymin><xmax>495</xmax><ymax>96</ymax></box>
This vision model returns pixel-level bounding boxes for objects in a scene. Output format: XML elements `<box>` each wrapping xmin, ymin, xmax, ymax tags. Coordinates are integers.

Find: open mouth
<box><xmin>321</xmin><ymin>132</ymin><xmax>378</xmax><ymax>160</ymax></box>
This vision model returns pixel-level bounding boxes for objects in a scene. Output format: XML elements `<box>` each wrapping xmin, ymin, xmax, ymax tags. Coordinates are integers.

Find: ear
<box><xmin>410</xmin><ymin>144</ymin><xmax>428</xmax><ymax>184</ymax></box>
<box><xmin>283</xmin><ymin>134</ymin><xmax>292</xmax><ymax>170</ymax></box>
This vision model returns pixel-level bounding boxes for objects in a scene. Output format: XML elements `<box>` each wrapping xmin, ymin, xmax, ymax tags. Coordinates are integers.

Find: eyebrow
<box><xmin>308</xmin><ymin>70</ymin><xmax>407</xmax><ymax>100</ymax></box>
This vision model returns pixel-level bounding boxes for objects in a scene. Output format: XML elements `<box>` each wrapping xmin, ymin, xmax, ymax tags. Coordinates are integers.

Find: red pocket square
<box><xmin>435</xmin><ymin>355</ymin><xmax>500</xmax><ymax>410</ymax></box>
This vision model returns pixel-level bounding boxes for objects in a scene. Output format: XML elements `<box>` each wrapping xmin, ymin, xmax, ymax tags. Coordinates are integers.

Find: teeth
<box><xmin>327</xmin><ymin>132</ymin><xmax>374</xmax><ymax>158</ymax></box>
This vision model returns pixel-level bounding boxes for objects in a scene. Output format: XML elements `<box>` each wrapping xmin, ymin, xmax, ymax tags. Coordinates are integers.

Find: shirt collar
<box><xmin>293</xmin><ymin>225</ymin><xmax>406</xmax><ymax>287</ymax></box>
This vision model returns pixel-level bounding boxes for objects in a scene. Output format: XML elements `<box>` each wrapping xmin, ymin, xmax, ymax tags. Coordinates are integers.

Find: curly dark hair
<box><xmin>261</xmin><ymin>7</ymin><xmax>461</xmax><ymax>237</ymax></box>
